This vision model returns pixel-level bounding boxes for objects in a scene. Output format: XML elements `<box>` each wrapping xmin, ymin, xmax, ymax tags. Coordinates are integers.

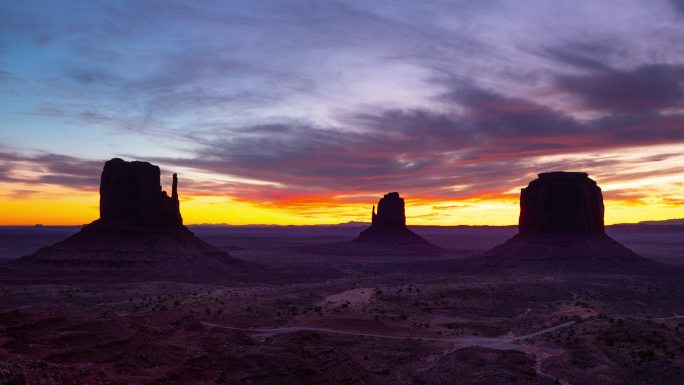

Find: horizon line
<box><xmin>3</xmin><ymin>218</ymin><xmax>683</xmax><ymax>228</ymax></box>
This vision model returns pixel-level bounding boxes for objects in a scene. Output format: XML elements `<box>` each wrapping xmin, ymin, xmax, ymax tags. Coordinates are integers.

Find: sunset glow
<box><xmin>1</xmin><ymin>1</ymin><xmax>683</xmax><ymax>226</ymax></box>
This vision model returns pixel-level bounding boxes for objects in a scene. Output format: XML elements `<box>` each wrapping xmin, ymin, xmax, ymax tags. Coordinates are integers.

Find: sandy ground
<box><xmin>2</xmin><ymin>224</ymin><xmax>683</xmax><ymax>265</ymax></box>
<box><xmin>322</xmin><ymin>287</ymin><xmax>373</xmax><ymax>306</ymax></box>
<box><xmin>1</xmin><ymin>225</ymin><xmax>684</xmax><ymax>384</ymax></box>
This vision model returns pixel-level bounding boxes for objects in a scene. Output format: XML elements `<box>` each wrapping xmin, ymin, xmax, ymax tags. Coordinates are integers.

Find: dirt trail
<box><xmin>200</xmin><ymin>320</ymin><xmax>575</xmax><ymax>345</ymax></box>
<box><xmin>202</xmin><ymin>319</ymin><xmax>576</xmax><ymax>384</ymax></box>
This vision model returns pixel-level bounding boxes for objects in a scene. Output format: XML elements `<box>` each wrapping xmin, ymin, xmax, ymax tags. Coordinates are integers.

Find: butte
<box><xmin>354</xmin><ymin>192</ymin><xmax>435</xmax><ymax>246</ymax></box>
<box><xmin>13</xmin><ymin>158</ymin><xmax>253</xmax><ymax>282</ymax></box>
<box><xmin>472</xmin><ymin>172</ymin><xmax>650</xmax><ymax>271</ymax></box>
<box><xmin>304</xmin><ymin>192</ymin><xmax>444</xmax><ymax>255</ymax></box>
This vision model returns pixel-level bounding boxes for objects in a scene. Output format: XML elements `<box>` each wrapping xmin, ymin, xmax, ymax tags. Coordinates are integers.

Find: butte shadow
<box><xmin>460</xmin><ymin>172</ymin><xmax>660</xmax><ymax>273</ymax></box>
<box><xmin>302</xmin><ymin>192</ymin><xmax>445</xmax><ymax>256</ymax></box>
<box><xmin>7</xmin><ymin>158</ymin><xmax>258</xmax><ymax>283</ymax></box>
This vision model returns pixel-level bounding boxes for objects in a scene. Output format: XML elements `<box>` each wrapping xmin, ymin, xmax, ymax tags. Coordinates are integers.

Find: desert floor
<box><xmin>1</xmin><ymin>224</ymin><xmax>683</xmax><ymax>385</ymax></box>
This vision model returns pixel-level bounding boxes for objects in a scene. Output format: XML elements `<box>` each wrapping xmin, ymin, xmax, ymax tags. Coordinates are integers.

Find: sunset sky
<box><xmin>1</xmin><ymin>0</ymin><xmax>684</xmax><ymax>226</ymax></box>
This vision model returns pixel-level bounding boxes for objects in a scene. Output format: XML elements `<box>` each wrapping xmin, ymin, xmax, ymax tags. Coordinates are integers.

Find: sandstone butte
<box><xmin>18</xmin><ymin>158</ymin><xmax>251</xmax><ymax>281</ymax></box>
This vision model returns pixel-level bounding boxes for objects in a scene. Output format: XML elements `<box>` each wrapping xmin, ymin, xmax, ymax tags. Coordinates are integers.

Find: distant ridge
<box><xmin>636</xmin><ymin>218</ymin><xmax>684</xmax><ymax>226</ymax></box>
<box><xmin>190</xmin><ymin>221</ymin><xmax>371</xmax><ymax>228</ymax></box>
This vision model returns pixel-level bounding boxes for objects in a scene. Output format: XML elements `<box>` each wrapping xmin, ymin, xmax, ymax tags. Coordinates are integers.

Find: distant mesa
<box><xmin>355</xmin><ymin>192</ymin><xmax>433</xmax><ymax>246</ymax></box>
<box><xmin>637</xmin><ymin>218</ymin><xmax>684</xmax><ymax>226</ymax></box>
<box><xmin>477</xmin><ymin>172</ymin><xmax>647</xmax><ymax>269</ymax></box>
<box><xmin>17</xmin><ymin>158</ymin><xmax>253</xmax><ymax>281</ymax></box>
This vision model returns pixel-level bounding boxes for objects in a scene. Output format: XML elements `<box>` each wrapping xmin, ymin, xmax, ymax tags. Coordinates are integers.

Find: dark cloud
<box><xmin>0</xmin><ymin>152</ymin><xmax>101</xmax><ymax>188</ymax></box>
<box><xmin>539</xmin><ymin>40</ymin><xmax>619</xmax><ymax>72</ymax></box>
<box><xmin>146</xmin><ymin>82</ymin><xmax>684</xmax><ymax>202</ymax></box>
<box><xmin>6</xmin><ymin>189</ymin><xmax>39</xmax><ymax>199</ymax></box>
<box><xmin>443</xmin><ymin>85</ymin><xmax>580</xmax><ymax>138</ymax></box>
<box><xmin>66</xmin><ymin>68</ymin><xmax>121</xmax><ymax>86</ymax></box>
<box><xmin>670</xmin><ymin>0</ymin><xmax>684</xmax><ymax>14</ymax></box>
<box><xmin>2</xmin><ymin>0</ymin><xmax>684</xmax><ymax>212</ymax></box>
<box><xmin>4</xmin><ymin>71</ymin><xmax>684</xmax><ymax>206</ymax></box>
<box><xmin>556</xmin><ymin>64</ymin><xmax>684</xmax><ymax>113</ymax></box>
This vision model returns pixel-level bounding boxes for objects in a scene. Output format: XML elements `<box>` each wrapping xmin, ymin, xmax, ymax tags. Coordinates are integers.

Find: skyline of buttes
<box><xmin>1</xmin><ymin>1</ymin><xmax>684</xmax><ymax>226</ymax></box>
<box><xmin>1</xmin><ymin>158</ymin><xmax>682</xmax><ymax>227</ymax></box>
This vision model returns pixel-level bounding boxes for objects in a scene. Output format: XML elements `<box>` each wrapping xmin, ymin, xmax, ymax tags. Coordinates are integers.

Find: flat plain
<box><xmin>1</xmin><ymin>224</ymin><xmax>683</xmax><ymax>385</ymax></box>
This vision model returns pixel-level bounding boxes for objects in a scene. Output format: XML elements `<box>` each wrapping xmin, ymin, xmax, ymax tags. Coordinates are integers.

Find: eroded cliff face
<box><xmin>518</xmin><ymin>172</ymin><xmax>604</xmax><ymax>235</ymax></box>
<box><xmin>98</xmin><ymin>158</ymin><xmax>182</xmax><ymax>227</ymax></box>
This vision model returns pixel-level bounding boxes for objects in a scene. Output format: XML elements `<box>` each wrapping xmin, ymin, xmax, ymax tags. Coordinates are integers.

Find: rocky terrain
<box><xmin>1</xmin><ymin>257</ymin><xmax>683</xmax><ymax>385</ymax></box>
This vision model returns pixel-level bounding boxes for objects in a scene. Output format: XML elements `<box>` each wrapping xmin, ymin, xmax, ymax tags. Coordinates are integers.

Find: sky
<box><xmin>1</xmin><ymin>0</ymin><xmax>684</xmax><ymax>226</ymax></box>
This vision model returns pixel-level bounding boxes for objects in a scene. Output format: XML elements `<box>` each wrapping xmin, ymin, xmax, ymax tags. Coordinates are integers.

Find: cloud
<box><xmin>670</xmin><ymin>0</ymin><xmax>684</xmax><ymax>14</ymax></box>
<box><xmin>557</xmin><ymin>64</ymin><xmax>684</xmax><ymax>113</ymax></box>
<box><xmin>146</xmin><ymin>81</ymin><xmax>684</xmax><ymax>203</ymax></box>
<box><xmin>0</xmin><ymin>151</ymin><xmax>101</xmax><ymax>188</ymax></box>
<box><xmin>1</xmin><ymin>0</ymin><xmax>684</xmax><ymax>218</ymax></box>
<box><xmin>3</xmin><ymin>66</ymin><xmax>684</xmax><ymax>210</ymax></box>
<box><xmin>541</xmin><ymin>42</ymin><xmax>616</xmax><ymax>72</ymax></box>
<box><xmin>5</xmin><ymin>189</ymin><xmax>40</xmax><ymax>199</ymax></box>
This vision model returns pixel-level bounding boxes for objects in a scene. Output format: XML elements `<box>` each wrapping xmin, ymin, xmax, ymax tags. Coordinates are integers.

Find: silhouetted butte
<box><xmin>477</xmin><ymin>172</ymin><xmax>646</xmax><ymax>269</ymax></box>
<box><xmin>95</xmin><ymin>158</ymin><xmax>182</xmax><ymax>229</ymax></box>
<box><xmin>355</xmin><ymin>192</ymin><xmax>432</xmax><ymax>246</ymax></box>
<box><xmin>519</xmin><ymin>172</ymin><xmax>604</xmax><ymax>235</ymax></box>
<box><xmin>301</xmin><ymin>192</ymin><xmax>443</xmax><ymax>256</ymax></box>
<box><xmin>17</xmin><ymin>158</ymin><xmax>251</xmax><ymax>281</ymax></box>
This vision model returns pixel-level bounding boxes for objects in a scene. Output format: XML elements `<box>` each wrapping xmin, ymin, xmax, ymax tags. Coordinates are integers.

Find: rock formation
<box><xmin>477</xmin><ymin>172</ymin><xmax>646</xmax><ymax>270</ymax></box>
<box><xmin>301</xmin><ymin>192</ymin><xmax>443</xmax><ymax>256</ymax></box>
<box><xmin>371</xmin><ymin>192</ymin><xmax>406</xmax><ymax>228</ymax></box>
<box><xmin>97</xmin><ymin>158</ymin><xmax>182</xmax><ymax>228</ymax></box>
<box><xmin>18</xmin><ymin>158</ymin><xmax>251</xmax><ymax>281</ymax></box>
<box><xmin>519</xmin><ymin>172</ymin><xmax>604</xmax><ymax>235</ymax></box>
<box><xmin>355</xmin><ymin>192</ymin><xmax>434</xmax><ymax>246</ymax></box>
